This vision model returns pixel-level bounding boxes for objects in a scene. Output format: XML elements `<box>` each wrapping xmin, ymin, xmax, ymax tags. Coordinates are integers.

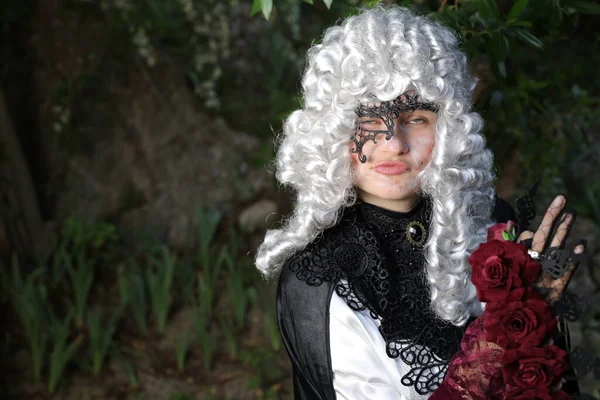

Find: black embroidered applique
<box><xmin>516</xmin><ymin>179</ymin><xmax>539</xmax><ymax>233</ymax></box>
<box><xmin>287</xmin><ymin>199</ymin><xmax>465</xmax><ymax>395</ymax></box>
<box><xmin>515</xmin><ymin>183</ymin><xmax>598</xmax><ymax>399</ymax></box>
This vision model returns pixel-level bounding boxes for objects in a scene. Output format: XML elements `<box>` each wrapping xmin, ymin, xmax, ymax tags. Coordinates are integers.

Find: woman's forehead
<box><xmin>356</xmin><ymin>91</ymin><xmax>439</xmax><ymax>115</ymax></box>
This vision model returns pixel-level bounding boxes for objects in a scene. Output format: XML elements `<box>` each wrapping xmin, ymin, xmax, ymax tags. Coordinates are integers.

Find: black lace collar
<box><xmin>360</xmin><ymin>198</ymin><xmax>423</xmax><ymax>218</ymax></box>
<box><xmin>287</xmin><ymin>199</ymin><xmax>465</xmax><ymax>395</ymax></box>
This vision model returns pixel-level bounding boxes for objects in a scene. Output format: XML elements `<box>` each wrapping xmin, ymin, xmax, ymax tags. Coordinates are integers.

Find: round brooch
<box><xmin>334</xmin><ymin>243</ymin><xmax>369</xmax><ymax>276</ymax></box>
<box><xmin>406</xmin><ymin>220</ymin><xmax>427</xmax><ymax>247</ymax></box>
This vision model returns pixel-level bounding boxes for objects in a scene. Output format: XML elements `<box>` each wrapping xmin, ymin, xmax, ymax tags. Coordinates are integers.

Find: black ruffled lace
<box><xmin>287</xmin><ymin>199</ymin><xmax>465</xmax><ymax>395</ymax></box>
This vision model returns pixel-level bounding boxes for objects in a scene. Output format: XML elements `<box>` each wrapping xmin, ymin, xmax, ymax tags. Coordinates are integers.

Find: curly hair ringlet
<box><xmin>255</xmin><ymin>5</ymin><xmax>497</xmax><ymax>326</ymax></box>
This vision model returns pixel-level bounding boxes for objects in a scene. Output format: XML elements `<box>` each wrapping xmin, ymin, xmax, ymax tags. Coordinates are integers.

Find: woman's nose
<box><xmin>381</xmin><ymin>123</ymin><xmax>409</xmax><ymax>154</ymax></box>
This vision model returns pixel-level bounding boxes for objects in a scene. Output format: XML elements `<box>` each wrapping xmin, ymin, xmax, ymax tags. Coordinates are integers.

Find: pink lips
<box><xmin>374</xmin><ymin>161</ymin><xmax>410</xmax><ymax>175</ymax></box>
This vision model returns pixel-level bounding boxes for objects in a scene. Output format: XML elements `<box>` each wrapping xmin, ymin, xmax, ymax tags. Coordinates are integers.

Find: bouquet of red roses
<box><xmin>468</xmin><ymin>222</ymin><xmax>571</xmax><ymax>399</ymax></box>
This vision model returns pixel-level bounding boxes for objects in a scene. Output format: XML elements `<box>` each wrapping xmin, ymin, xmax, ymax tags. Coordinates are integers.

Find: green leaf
<box><xmin>462</xmin><ymin>33</ymin><xmax>483</xmax><ymax>56</ymax></box>
<box><xmin>323</xmin><ymin>0</ymin><xmax>334</xmax><ymax>9</ymax></box>
<box><xmin>508</xmin><ymin>225</ymin><xmax>517</xmax><ymax>241</ymax></box>
<box><xmin>250</xmin><ymin>0</ymin><xmax>261</xmax><ymax>16</ymax></box>
<box><xmin>478</xmin><ymin>0</ymin><xmax>501</xmax><ymax>21</ymax></box>
<box><xmin>508</xmin><ymin>0</ymin><xmax>529</xmax><ymax>21</ymax></box>
<box><xmin>364</xmin><ymin>0</ymin><xmax>381</xmax><ymax>7</ymax></box>
<box><xmin>262</xmin><ymin>0</ymin><xmax>273</xmax><ymax>19</ymax></box>
<box><xmin>303</xmin><ymin>0</ymin><xmax>314</xmax><ymax>4</ymax></box>
<box><xmin>196</xmin><ymin>208</ymin><xmax>222</xmax><ymax>253</ymax></box>
<box><xmin>497</xmin><ymin>61</ymin><xmax>507</xmax><ymax>78</ymax></box>
<box><xmin>514</xmin><ymin>29</ymin><xmax>543</xmax><ymax>49</ymax></box>
<box><xmin>568</xmin><ymin>0</ymin><xmax>600</xmax><ymax>14</ymax></box>
<box><xmin>508</xmin><ymin>20</ymin><xmax>532</xmax><ymax>27</ymax></box>
<box><xmin>549</xmin><ymin>0</ymin><xmax>563</xmax><ymax>26</ymax></box>
<box><xmin>490</xmin><ymin>31</ymin><xmax>509</xmax><ymax>61</ymax></box>
<box><xmin>502</xmin><ymin>231</ymin><xmax>510</xmax><ymax>240</ymax></box>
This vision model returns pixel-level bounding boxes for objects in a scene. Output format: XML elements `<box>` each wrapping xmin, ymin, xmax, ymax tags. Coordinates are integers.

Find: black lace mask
<box><xmin>351</xmin><ymin>90</ymin><xmax>439</xmax><ymax>163</ymax></box>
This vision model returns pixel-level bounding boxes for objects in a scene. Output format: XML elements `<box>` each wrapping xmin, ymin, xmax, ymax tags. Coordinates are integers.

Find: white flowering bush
<box><xmin>67</xmin><ymin>0</ymin><xmax>239</xmax><ymax>109</ymax></box>
<box><xmin>59</xmin><ymin>0</ymin><xmax>370</xmax><ymax>135</ymax></box>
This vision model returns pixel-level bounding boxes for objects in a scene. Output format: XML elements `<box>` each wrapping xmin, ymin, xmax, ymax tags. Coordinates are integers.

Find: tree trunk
<box><xmin>0</xmin><ymin>87</ymin><xmax>53</xmax><ymax>267</ymax></box>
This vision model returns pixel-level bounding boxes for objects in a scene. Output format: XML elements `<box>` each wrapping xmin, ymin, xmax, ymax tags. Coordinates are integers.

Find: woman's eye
<box><xmin>359</xmin><ymin>118</ymin><xmax>386</xmax><ymax>130</ymax></box>
<box><xmin>407</xmin><ymin>117</ymin><xmax>426</xmax><ymax>124</ymax></box>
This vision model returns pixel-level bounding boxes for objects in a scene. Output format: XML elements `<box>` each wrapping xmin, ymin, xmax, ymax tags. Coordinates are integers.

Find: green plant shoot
<box><xmin>65</xmin><ymin>250</ymin><xmax>95</xmax><ymax>328</ymax></box>
<box><xmin>119</xmin><ymin>260</ymin><xmax>149</xmax><ymax>334</ymax></box>
<box><xmin>174</xmin><ymin>332</ymin><xmax>192</xmax><ymax>372</ymax></box>
<box><xmin>146</xmin><ymin>246</ymin><xmax>177</xmax><ymax>333</ymax></box>
<box><xmin>9</xmin><ymin>261</ymin><xmax>48</xmax><ymax>381</ymax></box>
<box><xmin>47</xmin><ymin>308</ymin><xmax>83</xmax><ymax>393</ymax></box>
<box><xmin>193</xmin><ymin>310</ymin><xmax>216</xmax><ymax>373</ymax></box>
<box><xmin>87</xmin><ymin>306</ymin><xmax>123</xmax><ymax>375</ymax></box>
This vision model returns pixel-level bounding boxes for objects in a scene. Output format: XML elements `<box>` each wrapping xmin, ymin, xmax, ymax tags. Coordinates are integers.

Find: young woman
<box><xmin>256</xmin><ymin>6</ymin><xmax>585</xmax><ymax>399</ymax></box>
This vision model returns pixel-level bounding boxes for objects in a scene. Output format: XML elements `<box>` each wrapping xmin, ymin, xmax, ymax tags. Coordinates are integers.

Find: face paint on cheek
<box><xmin>411</xmin><ymin>137</ymin><xmax>435</xmax><ymax>168</ymax></box>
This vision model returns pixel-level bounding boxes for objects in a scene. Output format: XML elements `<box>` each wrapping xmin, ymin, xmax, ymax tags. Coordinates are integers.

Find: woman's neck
<box><xmin>357</xmin><ymin>190</ymin><xmax>423</xmax><ymax>213</ymax></box>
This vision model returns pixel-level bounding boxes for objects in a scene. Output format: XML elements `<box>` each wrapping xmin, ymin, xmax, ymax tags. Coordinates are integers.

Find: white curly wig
<box><xmin>256</xmin><ymin>6</ymin><xmax>496</xmax><ymax>326</ymax></box>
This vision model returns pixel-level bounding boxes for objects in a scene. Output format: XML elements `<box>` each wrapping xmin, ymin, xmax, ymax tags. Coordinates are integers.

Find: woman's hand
<box><xmin>516</xmin><ymin>195</ymin><xmax>586</xmax><ymax>303</ymax></box>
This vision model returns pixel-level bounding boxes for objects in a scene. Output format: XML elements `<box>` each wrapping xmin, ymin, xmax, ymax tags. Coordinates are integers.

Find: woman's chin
<box><xmin>358</xmin><ymin>188</ymin><xmax>422</xmax><ymax>209</ymax></box>
<box><xmin>369</xmin><ymin>185</ymin><xmax>419</xmax><ymax>201</ymax></box>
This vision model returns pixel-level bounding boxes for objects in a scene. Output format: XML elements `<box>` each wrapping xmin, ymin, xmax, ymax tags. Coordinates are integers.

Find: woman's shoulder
<box><xmin>280</xmin><ymin>204</ymin><xmax>361</xmax><ymax>288</ymax></box>
<box><xmin>276</xmin><ymin>235</ymin><xmax>338</xmax><ymax>400</ymax></box>
<box><xmin>276</xmin><ymin>206</ymin><xmax>363</xmax><ymax>325</ymax></box>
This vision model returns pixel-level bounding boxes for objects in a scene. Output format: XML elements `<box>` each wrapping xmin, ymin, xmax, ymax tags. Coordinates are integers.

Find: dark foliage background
<box><xmin>0</xmin><ymin>0</ymin><xmax>598</xmax><ymax>399</ymax></box>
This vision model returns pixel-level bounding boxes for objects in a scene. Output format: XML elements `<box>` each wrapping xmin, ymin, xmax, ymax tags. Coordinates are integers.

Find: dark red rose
<box><xmin>484</xmin><ymin>288</ymin><xmax>558</xmax><ymax>349</ymax></box>
<box><xmin>487</xmin><ymin>221</ymin><xmax>516</xmax><ymax>242</ymax></box>
<box><xmin>502</xmin><ymin>346</ymin><xmax>569</xmax><ymax>390</ymax></box>
<box><xmin>505</xmin><ymin>387</ymin><xmax>570</xmax><ymax>400</ymax></box>
<box><xmin>470</xmin><ymin>240</ymin><xmax>540</xmax><ymax>302</ymax></box>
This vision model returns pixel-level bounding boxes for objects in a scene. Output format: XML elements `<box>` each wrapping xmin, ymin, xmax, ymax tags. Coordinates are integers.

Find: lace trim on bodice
<box><xmin>287</xmin><ymin>200</ymin><xmax>466</xmax><ymax>395</ymax></box>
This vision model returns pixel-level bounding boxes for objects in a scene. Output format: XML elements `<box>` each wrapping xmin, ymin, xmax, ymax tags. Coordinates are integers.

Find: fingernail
<box><xmin>570</xmin><ymin>209</ymin><xmax>578</xmax><ymax>219</ymax></box>
<box><xmin>553</xmin><ymin>196</ymin><xmax>565</xmax><ymax>206</ymax></box>
<box><xmin>577</xmin><ymin>239</ymin><xmax>587</xmax><ymax>247</ymax></box>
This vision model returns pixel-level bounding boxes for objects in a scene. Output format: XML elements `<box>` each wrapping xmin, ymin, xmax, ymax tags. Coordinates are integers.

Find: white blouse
<box><xmin>329</xmin><ymin>289</ymin><xmax>431</xmax><ymax>400</ymax></box>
